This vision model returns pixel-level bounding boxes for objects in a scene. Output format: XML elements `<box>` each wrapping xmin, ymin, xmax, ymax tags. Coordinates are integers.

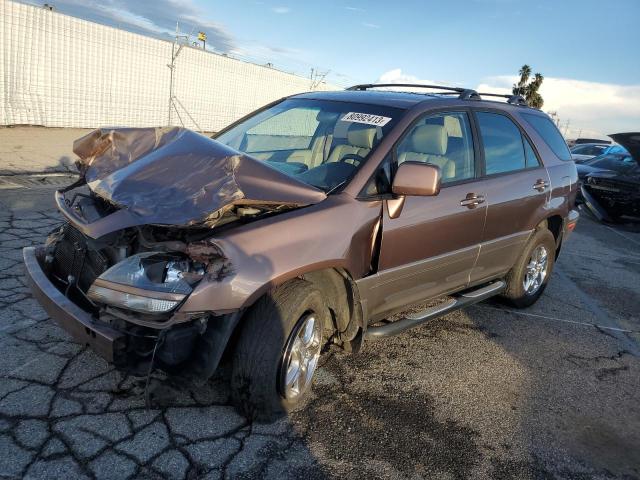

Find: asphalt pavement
<box><xmin>0</xmin><ymin>175</ymin><xmax>639</xmax><ymax>480</ymax></box>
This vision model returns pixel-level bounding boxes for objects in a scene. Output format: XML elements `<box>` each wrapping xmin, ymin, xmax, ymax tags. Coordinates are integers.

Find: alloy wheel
<box><xmin>523</xmin><ymin>245</ymin><xmax>549</xmax><ymax>295</ymax></box>
<box><xmin>280</xmin><ymin>313</ymin><xmax>322</xmax><ymax>400</ymax></box>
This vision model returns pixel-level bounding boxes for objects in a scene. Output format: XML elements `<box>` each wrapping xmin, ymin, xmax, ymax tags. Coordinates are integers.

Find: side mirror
<box><xmin>392</xmin><ymin>162</ymin><xmax>442</xmax><ymax>196</ymax></box>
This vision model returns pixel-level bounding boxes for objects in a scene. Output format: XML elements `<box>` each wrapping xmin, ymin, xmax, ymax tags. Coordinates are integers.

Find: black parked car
<box><xmin>571</xmin><ymin>143</ymin><xmax>628</xmax><ymax>162</ymax></box>
<box><xmin>580</xmin><ymin>133</ymin><xmax>640</xmax><ymax>222</ymax></box>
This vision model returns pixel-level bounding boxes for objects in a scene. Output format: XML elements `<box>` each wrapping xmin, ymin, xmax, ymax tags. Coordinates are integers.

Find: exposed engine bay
<box><xmin>41</xmin><ymin>219</ymin><xmax>227</xmax><ymax>375</ymax></box>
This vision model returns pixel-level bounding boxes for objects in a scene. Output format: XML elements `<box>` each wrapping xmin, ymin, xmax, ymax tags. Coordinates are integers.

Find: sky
<box><xmin>18</xmin><ymin>0</ymin><xmax>640</xmax><ymax>139</ymax></box>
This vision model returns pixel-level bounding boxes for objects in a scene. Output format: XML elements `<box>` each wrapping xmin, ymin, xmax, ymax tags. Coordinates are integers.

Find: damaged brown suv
<box><xmin>24</xmin><ymin>84</ymin><xmax>579</xmax><ymax>418</ymax></box>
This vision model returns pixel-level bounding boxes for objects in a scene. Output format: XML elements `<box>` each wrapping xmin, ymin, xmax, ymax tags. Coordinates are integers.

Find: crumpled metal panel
<box><xmin>73</xmin><ymin>127</ymin><xmax>326</xmax><ymax>227</ymax></box>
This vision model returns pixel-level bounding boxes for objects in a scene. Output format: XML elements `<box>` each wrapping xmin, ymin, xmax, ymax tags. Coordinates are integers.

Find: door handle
<box><xmin>460</xmin><ymin>193</ymin><xmax>485</xmax><ymax>208</ymax></box>
<box><xmin>533</xmin><ymin>179</ymin><xmax>550</xmax><ymax>192</ymax></box>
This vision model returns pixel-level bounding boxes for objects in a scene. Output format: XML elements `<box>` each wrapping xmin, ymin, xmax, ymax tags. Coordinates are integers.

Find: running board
<box><xmin>365</xmin><ymin>280</ymin><xmax>506</xmax><ymax>339</ymax></box>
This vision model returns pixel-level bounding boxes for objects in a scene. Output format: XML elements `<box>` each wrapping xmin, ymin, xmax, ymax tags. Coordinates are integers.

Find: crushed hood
<box><xmin>609</xmin><ymin>132</ymin><xmax>640</xmax><ymax>165</ymax></box>
<box><xmin>73</xmin><ymin>127</ymin><xmax>326</xmax><ymax>227</ymax></box>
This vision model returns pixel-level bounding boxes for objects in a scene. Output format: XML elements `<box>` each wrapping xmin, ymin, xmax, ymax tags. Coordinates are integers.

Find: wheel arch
<box><xmin>537</xmin><ymin>214</ymin><xmax>564</xmax><ymax>258</ymax></box>
<box><xmin>242</xmin><ymin>265</ymin><xmax>365</xmax><ymax>352</ymax></box>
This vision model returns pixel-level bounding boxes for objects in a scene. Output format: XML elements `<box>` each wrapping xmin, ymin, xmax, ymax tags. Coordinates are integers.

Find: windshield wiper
<box><xmin>325</xmin><ymin>180</ymin><xmax>348</xmax><ymax>195</ymax></box>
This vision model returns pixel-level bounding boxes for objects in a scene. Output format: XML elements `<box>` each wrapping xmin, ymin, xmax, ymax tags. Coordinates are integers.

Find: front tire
<box><xmin>501</xmin><ymin>229</ymin><xmax>556</xmax><ymax>308</ymax></box>
<box><xmin>230</xmin><ymin>279</ymin><xmax>328</xmax><ymax>420</ymax></box>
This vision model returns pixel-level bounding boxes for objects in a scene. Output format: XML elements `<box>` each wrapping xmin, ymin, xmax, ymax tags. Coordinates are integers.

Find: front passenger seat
<box><xmin>327</xmin><ymin>124</ymin><xmax>376</xmax><ymax>163</ymax></box>
<box><xmin>398</xmin><ymin>124</ymin><xmax>456</xmax><ymax>179</ymax></box>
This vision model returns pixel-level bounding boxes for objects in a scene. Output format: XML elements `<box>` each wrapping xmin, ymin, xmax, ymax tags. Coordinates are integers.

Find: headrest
<box><xmin>316</xmin><ymin>110</ymin><xmax>339</xmax><ymax>122</ymax></box>
<box><xmin>347</xmin><ymin>124</ymin><xmax>376</xmax><ymax>149</ymax></box>
<box><xmin>410</xmin><ymin>124</ymin><xmax>448</xmax><ymax>155</ymax></box>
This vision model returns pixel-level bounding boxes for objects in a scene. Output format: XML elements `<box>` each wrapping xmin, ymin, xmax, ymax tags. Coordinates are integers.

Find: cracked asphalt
<box><xmin>0</xmin><ymin>176</ymin><xmax>639</xmax><ymax>479</ymax></box>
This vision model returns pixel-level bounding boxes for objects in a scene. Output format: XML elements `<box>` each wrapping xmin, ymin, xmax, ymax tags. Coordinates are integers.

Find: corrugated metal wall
<box><xmin>0</xmin><ymin>0</ymin><xmax>335</xmax><ymax>131</ymax></box>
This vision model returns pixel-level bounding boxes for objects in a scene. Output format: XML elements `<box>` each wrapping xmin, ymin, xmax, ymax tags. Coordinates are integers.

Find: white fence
<box><xmin>0</xmin><ymin>0</ymin><xmax>335</xmax><ymax>131</ymax></box>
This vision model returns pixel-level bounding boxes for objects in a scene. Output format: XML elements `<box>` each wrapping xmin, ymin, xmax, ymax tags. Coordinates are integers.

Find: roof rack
<box><xmin>346</xmin><ymin>83</ymin><xmax>529</xmax><ymax>106</ymax></box>
<box><xmin>346</xmin><ymin>83</ymin><xmax>481</xmax><ymax>101</ymax></box>
<box><xmin>475</xmin><ymin>92</ymin><xmax>529</xmax><ymax>106</ymax></box>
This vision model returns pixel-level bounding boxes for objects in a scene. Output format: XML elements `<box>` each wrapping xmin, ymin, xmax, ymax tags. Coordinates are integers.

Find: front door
<box><xmin>359</xmin><ymin>111</ymin><xmax>487</xmax><ymax>322</ymax></box>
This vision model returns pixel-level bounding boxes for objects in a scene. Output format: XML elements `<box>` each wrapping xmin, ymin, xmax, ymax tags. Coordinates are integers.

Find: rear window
<box><xmin>522</xmin><ymin>113</ymin><xmax>572</xmax><ymax>161</ymax></box>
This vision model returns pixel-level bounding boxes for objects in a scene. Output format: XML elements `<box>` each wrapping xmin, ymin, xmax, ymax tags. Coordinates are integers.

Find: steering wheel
<box><xmin>337</xmin><ymin>153</ymin><xmax>366</xmax><ymax>166</ymax></box>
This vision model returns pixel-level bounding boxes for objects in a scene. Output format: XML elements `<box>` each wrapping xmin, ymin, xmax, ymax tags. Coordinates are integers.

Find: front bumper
<box><xmin>23</xmin><ymin>246</ymin><xmax>125</xmax><ymax>363</ymax></box>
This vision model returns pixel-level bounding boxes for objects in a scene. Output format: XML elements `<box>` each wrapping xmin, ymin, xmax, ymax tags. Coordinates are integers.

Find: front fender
<box><xmin>178</xmin><ymin>194</ymin><xmax>382</xmax><ymax>314</ymax></box>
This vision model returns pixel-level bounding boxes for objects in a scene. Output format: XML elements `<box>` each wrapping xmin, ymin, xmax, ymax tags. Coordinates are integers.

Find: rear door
<box><xmin>360</xmin><ymin>110</ymin><xmax>487</xmax><ymax>322</ymax></box>
<box><xmin>470</xmin><ymin>110</ymin><xmax>551</xmax><ymax>284</ymax></box>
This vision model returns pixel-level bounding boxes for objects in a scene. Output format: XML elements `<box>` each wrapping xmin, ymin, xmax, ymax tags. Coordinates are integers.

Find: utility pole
<box><xmin>167</xmin><ymin>22</ymin><xmax>202</xmax><ymax>131</ymax></box>
<box><xmin>310</xmin><ymin>68</ymin><xmax>330</xmax><ymax>90</ymax></box>
<box><xmin>563</xmin><ymin>119</ymin><xmax>570</xmax><ymax>137</ymax></box>
<box><xmin>168</xmin><ymin>22</ymin><xmax>184</xmax><ymax>126</ymax></box>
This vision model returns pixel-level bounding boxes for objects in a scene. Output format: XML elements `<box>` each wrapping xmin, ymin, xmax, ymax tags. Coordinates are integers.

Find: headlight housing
<box><xmin>87</xmin><ymin>252</ymin><xmax>204</xmax><ymax>314</ymax></box>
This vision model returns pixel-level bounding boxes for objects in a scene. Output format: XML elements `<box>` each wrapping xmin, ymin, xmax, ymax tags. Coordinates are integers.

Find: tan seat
<box><xmin>327</xmin><ymin>124</ymin><xmax>376</xmax><ymax>163</ymax></box>
<box><xmin>398</xmin><ymin>124</ymin><xmax>456</xmax><ymax>179</ymax></box>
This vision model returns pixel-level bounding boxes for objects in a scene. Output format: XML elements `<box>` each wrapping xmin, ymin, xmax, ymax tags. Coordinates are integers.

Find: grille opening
<box><xmin>51</xmin><ymin>225</ymin><xmax>110</xmax><ymax>294</ymax></box>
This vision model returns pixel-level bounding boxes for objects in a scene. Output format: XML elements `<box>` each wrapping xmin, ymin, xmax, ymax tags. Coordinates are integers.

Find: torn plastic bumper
<box><xmin>581</xmin><ymin>179</ymin><xmax>640</xmax><ymax>223</ymax></box>
<box><xmin>23</xmin><ymin>246</ymin><xmax>125</xmax><ymax>364</ymax></box>
<box><xmin>24</xmin><ymin>244</ymin><xmax>239</xmax><ymax>379</ymax></box>
<box><xmin>581</xmin><ymin>185</ymin><xmax>616</xmax><ymax>223</ymax></box>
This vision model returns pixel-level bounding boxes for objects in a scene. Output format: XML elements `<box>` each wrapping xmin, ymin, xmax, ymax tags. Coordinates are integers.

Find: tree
<box><xmin>513</xmin><ymin>64</ymin><xmax>531</xmax><ymax>95</ymax></box>
<box><xmin>512</xmin><ymin>65</ymin><xmax>544</xmax><ymax>108</ymax></box>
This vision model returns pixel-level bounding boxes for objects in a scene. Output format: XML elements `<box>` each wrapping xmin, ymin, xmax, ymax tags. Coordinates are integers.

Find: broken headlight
<box><xmin>87</xmin><ymin>252</ymin><xmax>205</xmax><ymax>314</ymax></box>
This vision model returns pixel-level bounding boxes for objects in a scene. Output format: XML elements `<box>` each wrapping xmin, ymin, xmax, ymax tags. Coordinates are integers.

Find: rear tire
<box><xmin>501</xmin><ymin>229</ymin><xmax>556</xmax><ymax>308</ymax></box>
<box><xmin>230</xmin><ymin>279</ymin><xmax>328</xmax><ymax>420</ymax></box>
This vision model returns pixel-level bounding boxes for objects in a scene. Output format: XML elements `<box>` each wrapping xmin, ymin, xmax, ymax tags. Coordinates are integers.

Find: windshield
<box><xmin>215</xmin><ymin>98</ymin><xmax>404</xmax><ymax>192</ymax></box>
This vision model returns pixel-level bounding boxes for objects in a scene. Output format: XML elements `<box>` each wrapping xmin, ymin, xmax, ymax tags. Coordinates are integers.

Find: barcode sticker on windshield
<box><xmin>341</xmin><ymin>112</ymin><xmax>392</xmax><ymax>127</ymax></box>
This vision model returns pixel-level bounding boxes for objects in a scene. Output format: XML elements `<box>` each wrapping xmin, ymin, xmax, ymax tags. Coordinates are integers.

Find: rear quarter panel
<box><xmin>514</xmin><ymin>110</ymin><xmax>579</xmax><ymax>217</ymax></box>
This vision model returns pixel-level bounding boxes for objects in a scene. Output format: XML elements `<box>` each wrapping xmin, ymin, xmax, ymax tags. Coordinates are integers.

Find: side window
<box><xmin>523</xmin><ymin>135</ymin><xmax>540</xmax><ymax>168</ymax></box>
<box><xmin>522</xmin><ymin>113</ymin><xmax>572</xmax><ymax>161</ymax></box>
<box><xmin>476</xmin><ymin>112</ymin><xmax>527</xmax><ymax>175</ymax></box>
<box><xmin>396</xmin><ymin>111</ymin><xmax>475</xmax><ymax>184</ymax></box>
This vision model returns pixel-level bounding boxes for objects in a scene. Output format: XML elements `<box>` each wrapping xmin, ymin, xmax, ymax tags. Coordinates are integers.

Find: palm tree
<box><xmin>512</xmin><ymin>65</ymin><xmax>544</xmax><ymax>108</ymax></box>
<box><xmin>527</xmin><ymin>73</ymin><xmax>544</xmax><ymax>108</ymax></box>
<box><xmin>513</xmin><ymin>65</ymin><xmax>531</xmax><ymax>96</ymax></box>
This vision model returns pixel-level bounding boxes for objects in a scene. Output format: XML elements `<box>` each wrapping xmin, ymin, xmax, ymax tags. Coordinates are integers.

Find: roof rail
<box><xmin>347</xmin><ymin>83</ymin><xmax>481</xmax><ymax>101</ymax></box>
<box><xmin>346</xmin><ymin>84</ymin><xmax>530</xmax><ymax>106</ymax></box>
<box><xmin>477</xmin><ymin>92</ymin><xmax>529</xmax><ymax>106</ymax></box>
